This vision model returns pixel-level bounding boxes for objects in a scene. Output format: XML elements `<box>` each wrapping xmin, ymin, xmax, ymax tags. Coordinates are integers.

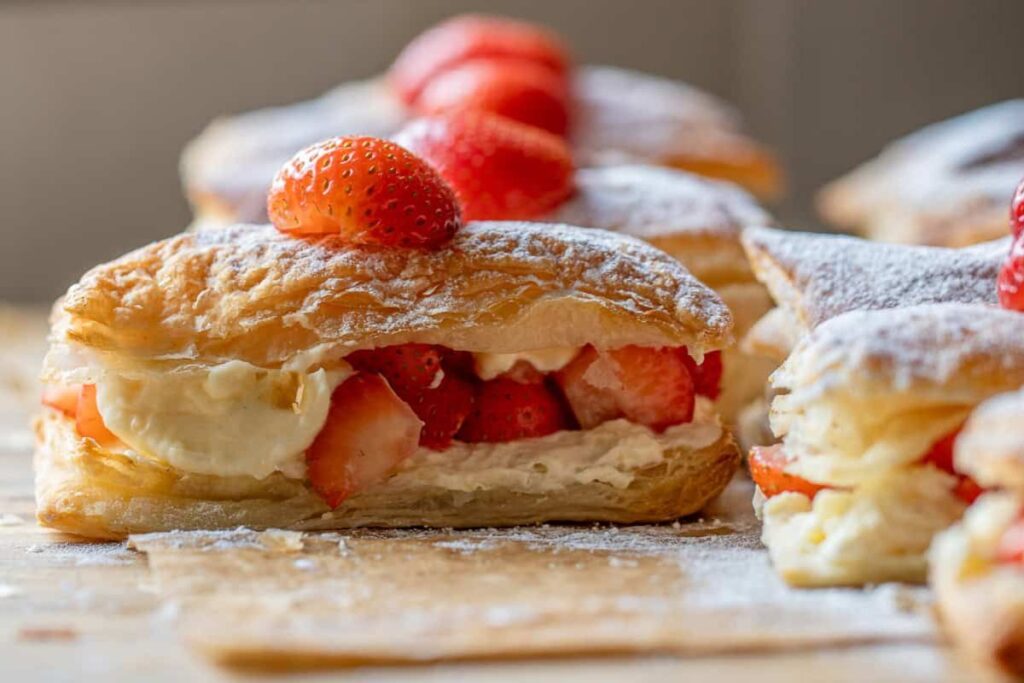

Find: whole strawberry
<box><xmin>267</xmin><ymin>136</ymin><xmax>462</xmax><ymax>249</ymax></box>
<box><xmin>999</xmin><ymin>233</ymin><xmax>1024</xmax><ymax>311</ymax></box>
<box><xmin>416</xmin><ymin>59</ymin><xmax>570</xmax><ymax>136</ymax></box>
<box><xmin>390</xmin><ymin>14</ymin><xmax>570</xmax><ymax>105</ymax></box>
<box><xmin>393</xmin><ymin>112</ymin><xmax>575</xmax><ymax>221</ymax></box>
<box><xmin>1013</xmin><ymin>176</ymin><xmax>1024</xmax><ymax>239</ymax></box>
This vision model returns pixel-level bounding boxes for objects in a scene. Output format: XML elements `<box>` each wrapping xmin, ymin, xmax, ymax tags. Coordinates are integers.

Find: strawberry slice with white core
<box><xmin>555</xmin><ymin>345</ymin><xmax>696</xmax><ymax>432</ymax></box>
<box><xmin>306</xmin><ymin>373</ymin><xmax>423</xmax><ymax>508</ymax></box>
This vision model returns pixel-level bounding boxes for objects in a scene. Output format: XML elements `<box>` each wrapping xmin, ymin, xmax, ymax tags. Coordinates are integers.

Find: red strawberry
<box><xmin>415</xmin><ymin>60</ymin><xmax>570</xmax><ymax>136</ymax></box>
<box><xmin>554</xmin><ymin>346</ymin><xmax>623</xmax><ymax>428</ymax></box>
<box><xmin>555</xmin><ymin>345</ymin><xmax>695</xmax><ymax>432</ymax></box>
<box><xmin>393</xmin><ymin>112</ymin><xmax>575</xmax><ymax>220</ymax></box>
<box><xmin>267</xmin><ymin>136</ymin><xmax>462</xmax><ymax>249</ymax></box>
<box><xmin>41</xmin><ymin>384</ymin><xmax>80</xmax><ymax>417</ymax></box>
<box><xmin>408</xmin><ymin>374</ymin><xmax>477</xmax><ymax>450</ymax></box>
<box><xmin>999</xmin><ymin>234</ymin><xmax>1024</xmax><ymax>311</ymax></box>
<box><xmin>346</xmin><ymin>344</ymin><xmax>445</xmax><ymax>396</ymax></box>
<box><xmin>998</xmin><ymin>517</ymin><xmax>1024</xmax><ymax>563</ymax></box>
<box><xmin>919</xmin><ymin>426</ymin><xmax>983</xmax><ymax>504</ymax></box>
<box><xmin>458</xmin><ymin>378</ymin><xmax>570</xmax><ymax>442</ymax></box>
<box><xmin>75</xmin><ymin>384</ymin><xmax>118</xmax><ymax>445</ymax></box>
<box><xmin>390</xmin><ymin>15</ymin><xmax>570</xmax><ymax>105</ymax></box>
<box><xmin>1013</xmin><ymin>176</ymin><xmax>1024</xmax><ymax>239</ymax></box>
<box><xmin>306</xmin><ymin>373</ymin><xmax>423</xmax><ymax>508</ymax></box>
<box><xmin>680</xmin><ymin>350</ymin><xmax>723</xmax><ymax>400</ymax></box>
<box><xmin>748</xmin><ymin>445</ymin><xmax>831</xmax><ymax>500</ymax></box>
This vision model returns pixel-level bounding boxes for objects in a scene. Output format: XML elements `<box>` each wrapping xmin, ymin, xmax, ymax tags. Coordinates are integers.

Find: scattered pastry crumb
<box><xmin>259</xmin><ymin>529</ymin><xmax>305</xmax><ymax>552</ymax></box>
<box><xmin>17</xmin><ymin>627</ymin><xmax>78</xmax><ymax>642</ymax></box>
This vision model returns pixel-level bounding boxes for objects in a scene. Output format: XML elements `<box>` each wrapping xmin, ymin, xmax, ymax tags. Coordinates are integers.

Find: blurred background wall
<box><xmin>1</xmin><ymin>0</ymin><xmax>1021</xmax><ymax>301</ymax></box>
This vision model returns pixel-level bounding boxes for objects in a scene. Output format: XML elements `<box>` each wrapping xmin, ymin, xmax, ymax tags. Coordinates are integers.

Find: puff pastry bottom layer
<box><xmin>35</xmin><ymin>412</ymin><xmax>740</xmax><ymax>541</ymax></box>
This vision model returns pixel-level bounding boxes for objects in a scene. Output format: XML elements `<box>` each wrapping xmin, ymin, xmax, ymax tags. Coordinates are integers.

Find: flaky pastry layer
<box><xmin>931</xmin><ymin>493</ymin><xmax>1024</xmax><ymax>676</ymax></box>
<box><xmin>956</xmin><ymin>389</ymin><xmax>1024</xmax><ymax>494</ymax></box>
<box><xmin>770</xmin><ymin>304</ymin><xmax>1024</xmax><ymax>485</ymax></box>
<box><xmin>57</xmin><ymin>222</ymin><xmax>731</xmax><ymax>371</ymax></box>
<box><xmin>34</xmin><ymin>411</ymin><xmax>740</xmax><ymax>541</ymax></box>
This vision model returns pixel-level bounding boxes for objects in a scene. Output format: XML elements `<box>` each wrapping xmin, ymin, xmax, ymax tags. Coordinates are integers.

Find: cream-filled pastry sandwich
<box><xmin>35</xmin><ymin>135</ymin><xmax>739</xmax><ymax>540</ymax></box>
<box><xmin>749</xmin><ymin>303</ymin><xmax>1024</xmax><ymax>587</ymax></box>
<box><xmin>930</xmin><ymin>388</ymin><xmax>1024</xmax><ymax>676</ymax></box>
<box><xmin>737</xmin><ymin>226</ymin><xmax>1007</xmax><ymax>449</ymax></box>
<box><xmin>818</xmin><ymin>100</ymin><xmax>1024</xmax><ymax>247</ymax></box>
<box><xmin>181</xmin><ymin>14</ymin><xmax>781</xmax><ymax>225</ymax></box>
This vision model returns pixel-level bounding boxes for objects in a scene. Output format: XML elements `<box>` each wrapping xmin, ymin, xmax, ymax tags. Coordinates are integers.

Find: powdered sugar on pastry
<box><xmin>60</xmin><ymin>222</ymin><xmax>732</xmax><ymax>370</ymax></box>
<box><xmin>770</xmin><ymin>304</ymin><xmax>1024</xmax><ymax>485</ymax></box>
<box><xmin>742</xmin><ymin>226</ymin><xmax>1006</xmax><ymax>331</ymax></box>
<box><xmin>548</xmin><ymin>166</ymin><xmax>771</xmax><ymax>242</ymax></box>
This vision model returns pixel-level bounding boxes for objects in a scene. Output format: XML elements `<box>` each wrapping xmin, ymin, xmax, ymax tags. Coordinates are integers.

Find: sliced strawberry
<box><xmin>408</xmin><ymin>374</ymin><xmax>476</xmax><ymax>450</ymax></box>
<box><xmin>458</xmin><ymin>378</ymin><xmax>570</xmax><ymax>442</ymax></box>
<box><xmin>997</xmin><ymin>516</ymin><xmax>1024</xmax><ymax>563</ymax></box>
<box><xmin>554</xmin><ymin>346</ymin><xmax>624</xmax><ymax>428</ymax></box>
<box><xmin>748</xmin><ymin>445</ymin><xmax>831</xmax><ymax>500</ymax></box>
<box><xmin>680</xmin><ymin>350</ymin><xmax>723</xmax><ymax>400</ymax></box>
<box><xmin>393</xmin><ymin>112</ymin><xmax>575</xmax><ymax>221</ymax></box>
<box><xmin>306</xmin><ymin>373</ymin><xmax>423</xmax><ymax>508</ymax></box>
<box><xmin>919</xmin><ymin>426</ymin><xmax>985</xmax><ymax>504</ymax></box>
<box><xmin>75</xmin><ymin>384</ymin><xmax>118</xmax><ymax>445</ymax></box>
<box><xmin>1012</xmin><ymin>176</ymin><xmax>1024</xmax><ymax>239</ymax></box>
<box><xmin>415</xmin><ymin>59</ymin><xmax>570</xmax><ymax>136</ymax></box>
<box><xmin>555</xmin><ymin>345</ymin><xmax>696</xmax><ymax>431</ymax></box>
<box><xmin>346</xmin><ymin>344</ymin><xmax>445</xmax><ymax>396</ymax></box>
<box><xmin>267</xmin><ymin>136</ymin><xmax>462</xmax><ymax>249</ymax></box>
<box><xmin>41</xmin><ymin>384</ymin><xmax>81</xmax><ymax>417</ymax></box>
<box><xmin>390</xmin><ymin>15</ymin><xmax>570</xmax><ymax>105</ymax></box>
<box><xmin>999</xmin><ymin>233</ymin><xmax>1024</xmax><ymax>312</ymax></box>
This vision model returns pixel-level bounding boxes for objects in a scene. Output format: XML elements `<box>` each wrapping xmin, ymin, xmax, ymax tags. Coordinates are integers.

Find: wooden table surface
<box><xmin>0</xmin><ymin>307</ymin><xmax>1005</xmax><ymax>682</ymax></box>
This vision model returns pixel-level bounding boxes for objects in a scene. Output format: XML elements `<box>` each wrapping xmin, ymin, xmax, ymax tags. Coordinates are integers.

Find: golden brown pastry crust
<box><xmin>35</xmin><ymin>411</ymin><xmax>740</xmax><ymax>541</ymax></box>
<box><xmin>59</xmin><ymin>222</ymin><xmax>731</xmax><ymax>370</ymax></box>
<box><xmin>774</xmin><ymin>304</ymin><xmax>1024</xmax><ymax>424</ymax></box>
<box><xmin>817</xmin><ymin>100</ymin><xmax>1024</xmax><ymax>247</ymax></box>
<box><xmin>741</xmin><ymin>226</ymin><xmax>1006</xmax><ymax>332</ymax></box>
<box><xmin>957</xmin><ymin>389</ymin><xmax>1024</xmax><ymax>496</ymax></box>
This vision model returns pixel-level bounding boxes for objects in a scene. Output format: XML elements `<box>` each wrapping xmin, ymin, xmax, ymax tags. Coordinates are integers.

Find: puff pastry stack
<box><xmin>181</xmin><ymin>15</ymin><xmax>781</xmax><ymax>226</ymax></box>
<box><xmin>738</xmin><ymin>226</ymin><xmax>1006</xmax><ymax>447</ymax></box>
<box><xmin>35</xmin><ymin>134</ymin><xmax>740</xmax><ymax>540</ymax></box>
<box><xmin>930</xmin><ymin>388</ymin><xmax>1024</xmax><ymax>676</ymax></box>
<box><xmin>752</xmin><ymin>303</ymin><xmax>1024</xmax><ymax>586</ymax></box>
<box><xmin>819</xmin><ymin>100</ymin><xmax>1024</xmax><ymax>247</ymax></box>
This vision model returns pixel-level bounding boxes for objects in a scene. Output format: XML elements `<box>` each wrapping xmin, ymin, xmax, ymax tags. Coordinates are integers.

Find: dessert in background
<box><xmin>181</xmin><ymin>14</ymin><xmax>782</xmax><ymax>225</ymax></box>
<box><xmin>818</xmin><ymin>100</ymin><xmax>1024</xmax><ymax>247</ymax></box>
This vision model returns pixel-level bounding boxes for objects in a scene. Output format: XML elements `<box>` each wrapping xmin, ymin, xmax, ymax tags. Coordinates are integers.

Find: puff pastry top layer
<box><xmin>743</xmin><ymin>226</ymin><xmax>1006</xmax><ymax>333</ymax></box>
<box><xmin>546</xmin><ymin>166</ymin><xmax>772</xmax><ymax>287</ymax></box>
<box><xmin>59</xmin><ymin>222</ymin><xmax>732</xmax><ymax>370</ymax></box>
<box><xmin>957</xmin><ymin>389</ymin><xmax>1024</xmax><ymax>494</ymax></box>
<box><xmin>775</xmin><ymin>304</ymin><xmax>1024</xmax><ymax>412</ymax></box>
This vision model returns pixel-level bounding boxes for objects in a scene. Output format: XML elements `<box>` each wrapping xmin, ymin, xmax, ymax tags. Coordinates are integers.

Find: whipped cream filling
<box><xmin>95</xmin><ymin>360</ymin><xmax>350</xmax><ymax>479</ymax></box>
<box><xmin>472</xmin><ymin>347</ymin><xmax>580</xmax><ymax>380</ymax></box>
<box><xmin>386</xmin><ymin>398</ymin><xmax>721</xmax><ymax>493</ymax></box>
<box><xmin>770</xmin><ymin>394</ymin><xmax>971</xmax><ymax>486</ymax></box>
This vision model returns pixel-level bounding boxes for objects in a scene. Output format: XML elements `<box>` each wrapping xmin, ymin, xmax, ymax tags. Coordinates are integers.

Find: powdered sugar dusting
<box><xmin>744</xmin><ymin>226</ymin><xmax>1006</xmax><ymax>329</ymax></box>
<box><xmin>548</xmin><ymin>165</ymin><xmax>772</xmax><ymax>241</ymax></box>
<box><xmin>782</xmin><ymin>303</ymin><xmax>1024</xmax><ymax>392</ymax></box>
